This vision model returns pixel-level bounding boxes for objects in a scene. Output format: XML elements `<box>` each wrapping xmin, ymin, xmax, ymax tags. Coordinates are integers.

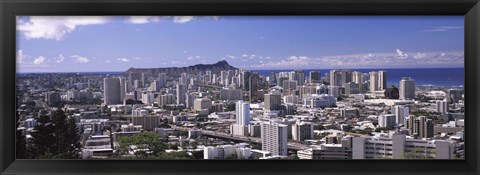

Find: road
<box><xmin>171</xmin><ymin>125</ymin><xmax>309</xmax><ymax>151</ymax></box>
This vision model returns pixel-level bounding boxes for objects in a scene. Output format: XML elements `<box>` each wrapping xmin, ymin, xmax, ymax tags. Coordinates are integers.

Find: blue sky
<box><xmin>16</xmin><ymin>16</ymin><xmax>464</xmax><ymax>73</ymax></box>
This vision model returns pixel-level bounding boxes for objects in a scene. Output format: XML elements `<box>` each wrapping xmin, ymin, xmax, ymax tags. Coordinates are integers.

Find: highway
<box><xmin>171</xmin><ymin>125</ymin><xmax>309</xmax><ymax>151</ymax></box>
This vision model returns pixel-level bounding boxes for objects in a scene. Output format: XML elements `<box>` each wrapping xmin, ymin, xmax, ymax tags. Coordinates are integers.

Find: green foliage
<box><xmin>314</xmin><ymin>124</ymin><xmax>325</xmax><ymax>130</ymax></box>
<box><xmin>374</xmin><ymin>126</ymin><xmax>394</xmax><ymax>132</ymax></box>
<box><xmin>28</xmin><ymin>109</ymin><xmax>80</xmax><ymax>159</ymax></box>
<box><xmin>117</xmin><ymin>132</ymin><xmax>168</xmax><ymax>159</ymax></box>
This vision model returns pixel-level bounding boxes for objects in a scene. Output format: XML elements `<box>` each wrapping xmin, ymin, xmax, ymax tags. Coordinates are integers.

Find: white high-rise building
<box><xmin>369</xmin><ymin>71</ymin><xmax>379</xmax><ymax>92</ymax></box>
<box><xmin>378</xmin><ymin>114</ymin><xmax>396</xmax><ymax>127</ymax></box>
<box><xmin>392</xmin><ymin>105</ymin><xmax>409</xmax><ymax>125</ymax></box>
<box><xmin>176</xmin><ymin>84</ymin><xmax>186</xmax><ymax>105</ymax></box>
<box><xmin>399</xmin><ymin>77</ymin><xmax>415</xmax><ymax>100</ymax></box>
<box><xmin>292</xmin><ymin>121</ymin><xmax>314</xmax><ymax>141</ymax></box>
<box><xmin>104</xmin><ymin>77</ymin><xmax>122</xmax><ymax>105</ymax></box>
<box><xmin>378</xmin><ymin>71</ymin><xmax>387</xmax><ymax>90</ymax></box>
<box><xmin>436</xmin><ymin>99</ymin><xmax>449</xmax><ymax>114</ymax></box>
<box><xmin>236</xmin><ymin>101</ymin><xmax>250</xmax><ymax>126</ymax></box>
<box><xmin>261</xmin><ymin>122</ymin><xmax>288</xmax><ymax>156</ymax></box>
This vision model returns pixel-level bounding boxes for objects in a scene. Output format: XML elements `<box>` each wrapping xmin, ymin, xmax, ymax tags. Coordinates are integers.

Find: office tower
<box><xmin>292</xmin><ymin>122</ymin><xmax>314</xmax><ymax>141</ymax></box>
<box><xmin>352</xmin><ymin>71</ymin><xmax>364</xmax><ymax>92</ymax></box>
<box><xmin>249</xmin><ymin>73</ymin><xmax>259</xmax><ymax>102</ymax></box>
<box><xmin>104</xmin><ymin>77</ymin><xmax>122</xmax><ymax>105</ymax></box>
<box><xmin>264</xmin><ymin>92</ymin><xmax>282</xmax><ymax>111</ymax></box>
<box><xmin>212</xmin><ymin>74</ymin><xmax>217</xmax><ymax>84</ymax></box>
<box><xmin>206</xmin><ymin>70</ymin><xmax>212</xmax><ymax>82</ymax></box>
<box><xmin>141</xmin><ymin>92</ymin><xmax>155</xmax><ymax>105</ymax></box>
<box><xmin>44</xmin><ymin>91</ymin><xmax>61</xmax><ymax>106</ymax></box>
<box><xmin>392</xmin><ymin>105</ymin><xmax>409</xmax><ymax>125</ymax></box>
<box><xmin>149</xmin><ymin>80</ymin><xmax>161</xmax><ymax>92</ymax></box>
<box><xmin>436</xmin><ymin>99</ymin><xmax>449</xmax><ymax>114</ymax></box>
<box><xmin>267</xmin><ymin>73</ymin><xmax>277</xmax><ymax>86</ymax></box>
<box><xmin>220</xmin><ymin>70</ymin><xmax>227</xmax><ymax>85</ymax></box>
<box><xmin>447</xmin><ymin>89</ymin><xmax>464</xmax><ymax>103</ymax></box>
<box><xmin>369</xmin><ymin>71</ymin><xmax>379</xmax><ymax>92</ymax></box>
<box><xmin>343</xmin><ymin>82</ymin><xmax>360</xmax><ymax>95</ymax></box>
<box><xmin>194</xmin><ymin>98</ymin><xmax>212</xmax><ymax>111</ymax></box>
<box><xmin>328</xmin><ymin>86</ymin><xmax>341</xmax><ymax>98</ymax></box>
<box><xmin>399</xmin><ymin>77</ymin><xmax>415</xmax><ymax>100</ymax></box>
<box><xmin>158</xmin><ymin>94</ymin><xmax>175</xmax><ymax>107</ymax></box>
<box><xmin>227</xmin><ymin>70</ymin><xmax>234</xmax><ymax>85</ymax></box>
<box><xmin>235</xmin><ymin>101</ymin><xmax>250</xmax><ymax>126</ymax></box>
<box><xmin>141</xmin><ymin>73</ymin><xmax>146</xmax><ymax>88</ymax></box>
<box><xmin>131</xmin><ymin>115</ymin><xmax>159</xmax><ymax>131</ymax></box>
<box><xmin>261</xmin><ymin>122</ymin><xmax>288</xmax><ymax>156</ymax></box>
<box><xmin>378</xmin><ymin>71</ymin><xmax>387</xmax><ymax>90</ymax></box>
<box><xmin>128</xmin><ymin>72</ymin><xmax>141</xmax><ymax>90</ymax></box>
<box><xmin>282</xmin><ymin>80</ymin><xmax>298</xmax><ymax>91</ymax></box>
<box><xmin>330</xmin><ymin>70</ymin><xmax>353</xmax><ymax>87</ymax></box>
<box><xmin>289</xmin><ymin>70</ymin><xmax>305</xmax><ymax>86</ymax></box>
<box><xmin>133</xmin><ymin>80</ymin><xmax>140</xmax><ymax>89</ymax></box>
<box><xmin>158</xmin><ymin>73</ymin><xmax>167</xmax><ymax>88</ymax></box>
<box><xmin>176</xmin><ymin>84</ymin><xmax>186</xmax><ymax>105</ymax></box>
<box><xmin>384</xmin><ymin>86</ymin><xmax>400</xmax><ymax>99</ymax></box>
<box><xmin>309</xmin><ymin>71</ymin><xmax>321</xmax><ymax>84</ymax></box>
<box><xmin>316</xmin><ymin>84</ymin><xmax>329</xmax><ymax>94</ymax></box>
<box><xmin>378</xmin><ymin>114</ymin><xmax>396</xmax><ymax>127</ymax></box>
<box><xmin>284</xmin><ymin>94</ymin><xmax>299</xmax><ymax>104</ymax></box>
<box><xmin>241</xmin><ymin>71</ymin><xmax>251</xmax><ymax>91</ymax></box>
<box><xmin>407</xmin><ymin>115</ymin><xmax>433</xmax><ymax>138</ymax></box>
<box><xmin>185</xmin><ymin>93</ymin><xmax>195</xmax><ymax>109</ymax></box>
<box><xmin>324</xmin><ymin>73</ymin><xmax>330</xmax><ymax>83</ymax></box>
<box><xmin>232</xmin><ymin>101</ymin><xmax>251</xmax><ymax>136</ymax></box>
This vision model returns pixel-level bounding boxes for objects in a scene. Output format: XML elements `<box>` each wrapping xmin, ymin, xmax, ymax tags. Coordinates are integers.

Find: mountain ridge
<box><xmin>124</xmin><ymin>60</ymin><xmax>238</xmax><ymax>77</ymax></box>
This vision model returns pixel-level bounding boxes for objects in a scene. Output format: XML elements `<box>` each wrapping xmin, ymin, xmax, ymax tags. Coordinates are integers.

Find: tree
<box><xmin>29</xmin><ymin>110</ymin><xmax>55</xmax><ymax>158</ymax></box>
<box><xmin>225</xmin><ymin>103</ymin><xmax>235</xmax><ymax>111</ymax></box>
<box><xmin>117</xmin><ymin>132</ymin><xmax>168</xmax><ymax>159</ymax></box>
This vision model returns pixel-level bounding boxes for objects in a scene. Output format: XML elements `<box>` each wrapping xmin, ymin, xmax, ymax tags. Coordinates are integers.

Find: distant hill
<box><xmin>124</xmin><ymin>60</ymin><xmax>238</xmax><ymax>77</ymax></box>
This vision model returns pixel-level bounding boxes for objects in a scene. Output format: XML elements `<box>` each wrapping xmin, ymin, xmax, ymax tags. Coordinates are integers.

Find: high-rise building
<box><xmin>436</xmin><ymin>99</ymin><xmax>449</xmax><ymax>114</ymax></box>
<box><xmin>220</xmin><ymin>88</ymin><xmax>242</xmax><ymax>101</ymax></box>
<box><xmin>407</xmin><ymin>115</ymin><xmax>434</xmax><ymax>138</ymax></box>
<box><xmin>399</xmin><ymin>77</ymin><xmax>415</xmax><ymax>100</ymax></box>
<box><xmin>384</xmin><ymin>86</ymin><xmax>400</xmax><ymax>99</ymax></box>
<box><xmin>290</xmin><ymin>70</ymin><xmax>305</xmax><ymax>86</ymax></box>
<box><xmin>309</xmin><ymin>71</ymin><xmax>321</xmax><ymax>83</ymax></box>
<box><xmin>447</xmin><ymin>89</ymin><xmax>464</xmax><ymax>103</ymax></box>
<box><xmin>236</xmin><ymin>101</ymin><xmax>250</xmax><ymax>126</ymax></box>
<box><xmin>104</xmin><ymin>77</ymin><xmax>122</xmax><ymax>105</ymax></box>
<box><xmin>176</xmin><ymin>84</ymin><xmax>186</xmax><ymax>105</ymax></box>
<box><xmin>282</xmin><ymin>80</ymin><xmax>298</xmax><ymax>91</ymax></box>
<box><xmin>369</xmin><ymin>71</ymin><xmax>379</xmax><ymax>92</ymax></box>
<box><xmin>249</xmin><ymin>73</ymin><xmax>260</xmax><ymax>102</ymax></box>
<box><xmin>131</xmin><ymin>115</ymin><xmax>159</xmax><ymax>131</ymax></box>
<box><xmin>158</xmin><ymin>94</ymin><xmax>175</xmax><ymax>107</ymax></box>
<box><xmin>330</xmin><ymin>70</ymin><xmax>353</xmax><ymax>87</ymax></box>
<box><xmin>264</xmin><ymin>93</ymin><xmax>282</xmax><ymax>111</ymax></box>
<box><xmin>45</xmin><ymin>91</ymin><xmax>61</xmax><ymax>106</ymax></box>
<box><xmin>378</xmin><ymin>114</ymin><xmax>396</xmax><ymax>127</ymax></box>
<box><xmin>392</xmin><ymin>105</ymin><xmax>409</xmax><ymax>125</ymax></box>
<box><xmin>378</xmin><ymin>71</ymin><xmax>387</xmax><ymax>90</ymax></box>
<box><xmin>141</xmin><ymin>92</ymin><xmax>155</xmax><ymax>105</ymax></box>
<box><xmin>194</xmin><ymin>98</ymin><xmax>212</xmax><ymax>111</ymax></box>
<box><xmin>292</xmin><ymin>121</ymin><xmax>314</xmax><ymax>141</ymax></box>
<box><xmin>283</xmin><ymin>94</ymin><xmax>299</xmax><ymax>104</ymax></box>
<box><xmin>261</xmin><ymin>122</ymin><xmax>288</xmax><ymax>156</ymax></box>
<box><xmin>158</xmin><ymin>73</ymin><xmax>167</xmax><ymax>88</ymax></box>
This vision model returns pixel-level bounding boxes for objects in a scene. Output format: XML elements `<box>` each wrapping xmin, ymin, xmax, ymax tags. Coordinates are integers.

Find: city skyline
<box><xmin>17</xmin><ymin>16</ymin><xmax>464</xmax><ymax>73</ymax></box>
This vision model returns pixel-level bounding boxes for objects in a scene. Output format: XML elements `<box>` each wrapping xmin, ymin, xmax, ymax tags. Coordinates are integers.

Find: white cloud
<box><xmin>396</xmin><ymin>49</ymin><xmax>408</xmax><ymax>58</ymax></box>
<box><xmin>33</xmin><ymin>56</ymin><xmax>46</xmax><ymax>64</ymax></box>
<box><xmin>71</xmin><ymin>55</ymin><xmax>90</xmax><ymax>63</ymax></box>
<box><xmin>17</xmin><ymin>50</ymin><xmax>24</xmax><ymax>64</ymax></box>
<box><xmin>413</xmin><ymin>52</ymin><xmax>427</xmax><ymax>59</ymax></box>
<box><xmin>173</xmin><ymin>16</ymin><xmax>196</xmax><ymax>23</ymax></box>
<box><xmin>187</xmin><ymin>55</ymin><xmax>202</xmax><ymax>60</ymax></box>
<box><xmin>17</xmin><ymin>16</ymin><xmax>111</xmax><ymax>40</ymax></box>
<box><xmin>127</xmin><ymin>16</ymin><xmax>161</xmax><ymax>24</ymax></box>
<box><xmin>118</xmin><ymin>58</ymin><xmax>130</xmax><ymax>62</ymax></box>
<box><xmin>252</xmin><ymin>56</ymin><xmax>310</xmax><ymax>68</ymax></box>
<box><xmin>242</xmin><ymin>54</ymin><xmax>249</xmax><ymax>57</ymax></box>
<box><xmin>105</xmin><ymin>60</ymin><xmax>112</xmax><ymax>63</ymax></box>
<box><xmin>56</xmin><ymin>54</ymin><xmax>65</xmax><ymax>63</ymax></box>
<box><xmin>423</xmin><ymin>26</ymin><xmax>463</xmax><ymax>32</ymax></box>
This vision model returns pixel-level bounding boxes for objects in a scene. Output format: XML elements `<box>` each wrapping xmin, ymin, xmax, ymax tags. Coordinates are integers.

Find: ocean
<box><xmin>253</xmin><ymin>68</ymin><xmax>464</xmax><ymax>88</ymax></box>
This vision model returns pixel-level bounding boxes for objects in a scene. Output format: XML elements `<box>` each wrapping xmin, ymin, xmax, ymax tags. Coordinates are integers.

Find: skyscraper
<box><xmin>292</xmin><ymin>122</ymin><xmax>314</xmax><ymax>141</ymax></box>
<box><xmin>436</xmin><ymin>99</ymin><xmax>449</xmax><ymax>114</ymax></box>
<box><xmin>104</xmin><ymin>77</ymin><xmax>122</xmax><ymax>105</ymax></box>
<box><xmin>378</xmin><ymin>71</ymin><xmax>387</xmax><ymax>91</ymax></box>
<box><xmin>261</xmin><ymin>122</ymin><xmax>288</xmax><ymax>156</ymax></box>
<box><xmin>264</xmin><ymin>92</ymin><xmax>282</xmax><ymax>111</ymax></box>
<box><xmin>330</xmin><ymin>70</ymin><xmax>352</xmax><ymax>87</ymax></box>
<box><xmin>235</xmin><ymin>101</ymin><xmax>250</xmax><ymax>126</ymax></box>
<box><xmin>249</xmin><ymin>73</ymin><xmax>259</xmax><ymax>102</ymax></box>
<box><xmin>392</xmin><ymin>105</ymin><xmax>409</xmax><ymax>125</ymax></box>
<box><xmin>176</xmin><ymin>83</ymin><xmax>186</xmax><ymax>105</ymax></box>
<box><xmin>158</xmin><ymin>73</ymin><xmax>167</xmax><ymax>88</ymax></box>
<box><xmin>369</xmin><ymin>71</ymin><xmax>379</xmax><ymax>92</ymax></box>
<box><xmin>309</xmin><ymin>71</ymin><xmax>321</xmax><ymax>84</ymax></box>
<box><xmin>399</xmin><ymin>77</ymin><xmax>415</xmax><ymax>100</ymax></box>
<box><xmin>407</xmin><ymin>115</ymin><xmax>433</xmax><ymax>138</ymax></box>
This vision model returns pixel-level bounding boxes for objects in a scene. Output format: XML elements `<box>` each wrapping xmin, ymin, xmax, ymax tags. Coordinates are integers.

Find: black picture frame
<box><xmin>1</xmin><ymin>0</ymin><xmax>479</xmax><ymax>175</ymax></box>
